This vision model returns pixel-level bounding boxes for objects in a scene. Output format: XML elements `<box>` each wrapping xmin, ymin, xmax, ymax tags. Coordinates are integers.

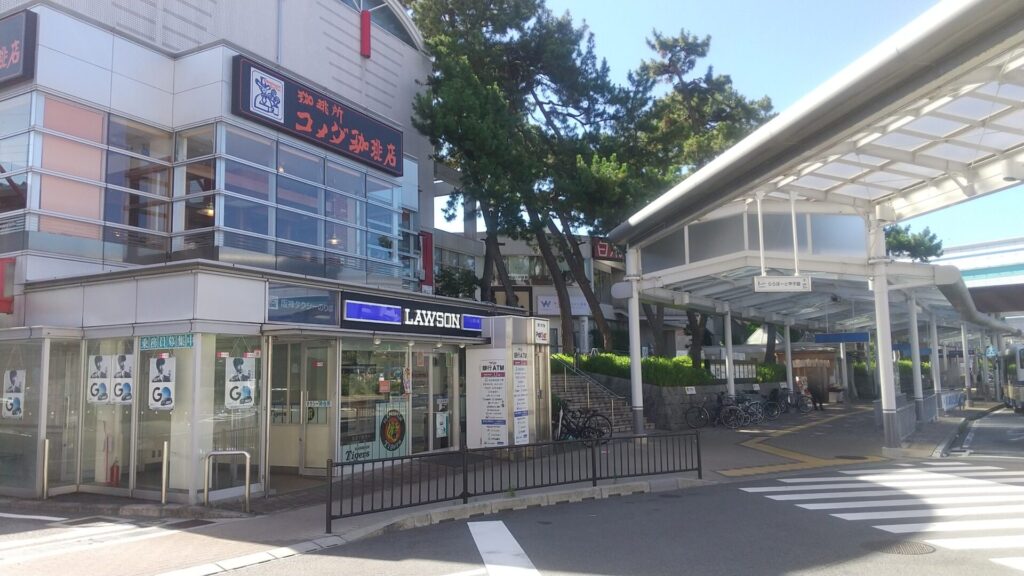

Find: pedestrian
<box><xmin>809</xmin><ymin>385</ymin><xmax>824</xmax><ymax>411</ymax></box>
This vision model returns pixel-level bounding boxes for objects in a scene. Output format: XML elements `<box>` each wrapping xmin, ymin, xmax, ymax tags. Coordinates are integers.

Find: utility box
<box><xmin>466</xmin><ymin>316</ymin><xmax>551</xmax><ymax>448</ymax></box>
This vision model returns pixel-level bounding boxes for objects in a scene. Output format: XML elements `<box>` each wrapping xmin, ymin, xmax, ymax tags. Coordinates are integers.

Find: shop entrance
<box><xmin>269</xmin><ymin>339</ymin><xmax>335</xmax><ymax>483</ymax></box>
<box><xmin>410</xmin><ymin>350</ymin><xmax>456</xmax><ymax>452</ymax></box>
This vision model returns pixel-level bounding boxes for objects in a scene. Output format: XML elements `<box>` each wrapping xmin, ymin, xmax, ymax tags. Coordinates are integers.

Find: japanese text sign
<box><xmin>231</xmin><ymin>55</ymin><xmax>403</xmax><ymax>176</ymax></box>
<box><xmin>0</xmin><ymin>11</ymin><xmax>36</xmax><ymax>89</ymax></box>
<box><xmin>590</xmin><ymin>237</ymin><xmax>623</xmax><ymax>262</ymax></box>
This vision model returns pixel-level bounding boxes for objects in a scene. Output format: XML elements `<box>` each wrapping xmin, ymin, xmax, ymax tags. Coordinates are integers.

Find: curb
<box><xmin>155</xmin><ymin>475</ymin><xmax>713</xmax><ymax>576</ymax></box>
<box><xmin>0</xmin><ymin>497</ymin><xmax>249</xmax><ymax>520</ymax></box>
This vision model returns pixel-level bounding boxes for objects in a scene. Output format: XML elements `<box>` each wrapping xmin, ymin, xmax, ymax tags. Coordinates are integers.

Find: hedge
<box><xmin>553</xmin><ymin>353</ymin><xmax>723</xmax><ymax>387</ymax></box>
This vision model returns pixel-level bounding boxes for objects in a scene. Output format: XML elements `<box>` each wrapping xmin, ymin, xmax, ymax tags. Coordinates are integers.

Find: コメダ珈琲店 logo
<box><xmin>250</xmin><ymin>69</ymin><xmax>284</xmax><ymax>123</ymax></box>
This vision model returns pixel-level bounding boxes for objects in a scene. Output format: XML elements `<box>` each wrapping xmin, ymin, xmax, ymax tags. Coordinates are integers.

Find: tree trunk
<box><xmin>547</xmin><ymin>215</ymin><xmax>613</xmax><ymax>351</ymax></box>
<box><xmin>686</xmin><ymin>309</ymin><xmax>707</xmax><ymax>367</ymax></box>
<box><xmin>763</xmin><ymin>324</ymin><xmax>777</xmax><ymax>364</ymax></box>
<box><xmin>641</xmin><ymin>303</ymin><xmax>666</xmax><ymax>357</ymax></box>
<box><xmin>527</xmin><ymin>206</ymin><xmax>575</xmax><ymax>355</ymax></box>
<box><xmin>481</xmin><ymin>205</ymin><xmax>517</xmax><ymax>307</ymax></box>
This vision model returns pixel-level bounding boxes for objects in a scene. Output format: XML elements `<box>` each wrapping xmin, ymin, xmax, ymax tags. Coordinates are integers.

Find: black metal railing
<box><xmin>326</xmin><ymin>431</ymin><xmax>701</xmax><ymax>532</ymax></box>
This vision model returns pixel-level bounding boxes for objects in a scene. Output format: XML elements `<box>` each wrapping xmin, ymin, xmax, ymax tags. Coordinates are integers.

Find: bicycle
<box><xmin>554</xmin><ymin>401</ymin><xmax>613</xmax><ymax>442</ymax></box>
<box><xmin>685</xmin><ymin>393</ymin><xmax>744</xmax><ymax>430</ymax></box>
<box><xmin>775</xmin><ymin>388</ymin><xmax>813</xmax><ymax>414</ymax></box>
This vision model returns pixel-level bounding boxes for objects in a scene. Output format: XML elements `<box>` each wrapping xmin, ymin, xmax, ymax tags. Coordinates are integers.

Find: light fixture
<box><xmin>459</xmin><ymin>343</ymin><xmax>466</xmax><ymax>349</ymax></box>
<box><xmin>329</xmin><ymin>234</ymin><xmax>339</xmax><ymax>246</ymax></box>
<box><xmin>373</xmin><ymin>335</ymin><xmax>381</xmax><ymax>346</ymax></box>
<box><xmin>435</xmin><ymin>341</ymin><xmax>443</xmax><ymax>349</ymax></box>
<box><xmin>200</xmin><ymin>206</ymin><xmax>215</xmax><ymax>217</ymax></box>
<box><xmin>408</xmin><ymin>340</ymin><xmax>415</xmax><ymax>347</ymax></box>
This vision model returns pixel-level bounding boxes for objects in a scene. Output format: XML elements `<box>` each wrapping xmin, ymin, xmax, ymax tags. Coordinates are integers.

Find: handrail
<box><xmin>551</xmin><ymin>355</ymin><xmax>626</xmax><ymax>401</ymax></box>
<box><xmin>204</xmin><ymin>450</ymin><xmax>251</xmax><ymax>513</ymax></box>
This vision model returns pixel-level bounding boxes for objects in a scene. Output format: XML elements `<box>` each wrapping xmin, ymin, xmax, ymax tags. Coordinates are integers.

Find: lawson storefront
<box><xmin>0</xmin><ymin>262</ymin><xmax>523</xmax><ymax>503</ymax></box>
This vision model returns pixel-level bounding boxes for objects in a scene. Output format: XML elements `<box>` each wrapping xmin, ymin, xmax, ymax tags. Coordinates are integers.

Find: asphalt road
<box><xmin>230</xmin><ymin>459</ymin><xmax>1024</xmax><ymax>576</ymax></box>
<box><xmin>957</xmin><ymin>407</ymin><xmax>1024</xmax><ymax>457</ymax></box>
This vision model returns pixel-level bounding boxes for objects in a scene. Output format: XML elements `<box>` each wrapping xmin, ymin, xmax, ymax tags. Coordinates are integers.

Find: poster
<box><xmin>224</xmin><ymin>356</ymin><xmax>256</xmax><ymax>409</ymax></box>
<box><xmin>479</xmin><ymin>358</ymin><xmax>507</xmax><ymax>447</ymax></box>
<box><xmin>148</xmin><ymin>357</ymin><xmax>175</xmax><ymax>410</ymax></box>
<box><xmin>86</xmin><ymin>354</ymin><xmax>110</xmax><ymax>404</ymax></box>
<box><xmin>111</xmin><ymin>354</ymin><xmax>134</xmax><ymax>405</ymax></box>
<box><xmin>375</xmin><ymin>400</ymin><xmax>410</xmax><ymax>457</ymax></box>
<box><xmin>435</xmin><ymin>412</ymin><xmax>449</xmax><ymax>439</ymax></box>
<box><xmin>512</xmin><ymin>346</ymin><xmax>530</xmax><ymax>445</ymax></box>
<box><xmin>1</xmin><ymin>369</ymin><xmax>24</xmax><ymax>419</ymax></box>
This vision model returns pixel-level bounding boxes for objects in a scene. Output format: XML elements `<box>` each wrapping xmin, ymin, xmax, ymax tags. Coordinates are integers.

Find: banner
<box><xmin>111</xmin><ymin>354</ymin><xmax>134</xmax><ymax>405</ymax></box>
<box><xmin>148</xmin><ymin>357</ymin><xmax>175</xmax><ymax>410</ymax></box>
<box><xmin>1</xmin><ymin>368</ymin><xmax>23</xmax><ymax>419</ymax></box>
<box><xmin>224</xmin><ymin>356</ymin><xmax>256</xmax><ymax>409</ymax></box>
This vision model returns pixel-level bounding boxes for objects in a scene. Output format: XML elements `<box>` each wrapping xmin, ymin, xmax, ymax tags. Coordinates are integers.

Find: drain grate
<box><xmin>862</xmin><ymin>540</ymin><xmax>936</xmax><ymax>555</ymax></box>
<box><xmin>166</xmin><ymin>519</ymin><xmax>214</xmax><ymax>530</ymax></box>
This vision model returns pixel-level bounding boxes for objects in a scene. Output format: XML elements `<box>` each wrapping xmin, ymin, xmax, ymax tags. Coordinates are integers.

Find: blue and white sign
<box><xmin>344</xmin><ymin>300</ymin><xmax>403</xmax><ymax>325</ymax></box>
<box><xmin>339</xmin><ymin>292</ymin><xmax>492</xmax><ymax>337</ymax></box>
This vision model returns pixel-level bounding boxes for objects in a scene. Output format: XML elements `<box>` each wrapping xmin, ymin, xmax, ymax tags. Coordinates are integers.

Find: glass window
<box><xmin>182</xmin><ymin>160</ymin><xmax>215</xmax><ymax>195</ymax></box>
<box><xmin>276</xmin><ymin>176</ymin><xmax>321</xmax><ymax>214</ymax></box>
<box><xmin>103</xmin><ymin>189</ymin><xmax>169</xmax><ymax>232</ymax></box>
<box><xmin>224</xmin><ymin>125</ymin><xmax>275</xmax><ymax>167</ymax></box>
<box><xmin>0</xmin><ymin>340</ymin><xmax>43</xmax><ymax>492</ymax></box>
<box><xmin>223</xmin><ymin>195</ymin><xmax>269</xmax><ymax>236</ymax></box>
<box><xmin>278</xmin><ymin>143</ymin><xmax>324</xmax><ymax>183</ymax></box>
<box><xmin>42</xmin><ymin>95</ymin><xmax>104</xmax><ymax>143</ymax></box>
<box><xmin>366</xmin><ymin>203</ymin><xmax>395</xmax><ymax>233</ymax></box>
<box><xmin>184</xmin><ymin>196</ymin><xmax>215</xmax><ymax>229</ymax></box>
<box><xmin>0</xmin><ymin>172</ymin><xmax>26</xmax><ymax>212</ymax></box>
<box><xmin>108</xmin><ymin>115</ymin><xmax>172</xmax><ymax>161</ymax></box>
<box><xmin>325</xmin><ymin>221</ymin><xmax>363</xmax><ymax>255</ymax></box>
<box><xmin>0</xmin><ymin>93</ymin><xmax>31</xmax><ymax>138</ymax></box>
<box><xmin>366</xmin><ymin>176</ymin><xmax>394</xmax><ymax>204</ymax></box>
<box><xmin>175</xmin><ymin>124</ymin><xmax>215</xmax><ymax>161</ymax></box>
<box><xmin>40</xmin><ymin>175</ymin><xmax>102</xmax><ymax>219</ymax></box>
<box><xmin>325</xmin><ymin>191</ymin><xmax>362</xmax><ymax>224</ymax></box>
<box><xmin>400</xmin><ymin>209</ymin><xmax>418</xmax><ymax>231</ymax></box>
<box><xmin>326</xmin><ymin>162</ymin><xmax>364</xmax><ymax>196</ymax></box>
<box><xmin>106</xmin><ymin>152</ymin><xmax>172</xmax><ymax>196</ymax></box>
<box><xmin>224</xmin><ymin>159</ymin><xmax>273</xmax><ymax>201</ymax></box>
<box><xmin>0</xmin><ymin>133</ymin><xmax>29</xmax><ymax>173</ymax></box>
<box><xmin>276</xmin><ymin>209</ymin><xmax>319</xmax><ymax>245</ymax></box>
<box><xmin>326</xmin><ymin>252</ymin><xmax>366</xmax><ymax>283</ymax></box>
<box><xmin>398</xmin><ymin>231</ymin><xmax>419</xmax><ymax>254</ymax></box>
<box><xmin>367</xmin><ymin>231</ymin><xmax>395</xmax><ymax>260</ymax></box>
<box><xmin>41</xmin><ymin>135</ymin><xmax>103</xmax><ymax>181</ymax></box>
<box><xmin>137</xmin><ymin>346</ymin><xmax>195</xmax><ymax>494</ymax></box>
<box><xmin>103</xmin><ymin>227</ymin><xmax>169</xmax><ymax>264</ymax></box>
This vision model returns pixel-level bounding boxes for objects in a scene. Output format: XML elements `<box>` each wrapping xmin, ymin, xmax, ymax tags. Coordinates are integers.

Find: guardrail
<box><xmin>325</xmin><ymin>431</ymin><xmax>701</xmax><ymax>532</ymax></box>
<box><xmin>203</xmin><ymin>450</ymin><xmax>251</xmax><ymax>513</ymax></box>
<box><xmin>895</xmin><ymin>402</ymin><xmax>918</xmax><ymax>442</ymax></box>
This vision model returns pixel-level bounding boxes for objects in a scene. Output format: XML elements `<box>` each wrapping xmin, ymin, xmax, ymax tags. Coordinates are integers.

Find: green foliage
<box><xmin>554</xmin><ymin>352</ymin><xmax>712</xmax><ymax>387</ymax></box>
<box><xmin>884</xmin><ymin>224</ymin><xmax>944</xmax><ymax>262</ymax></box>
<box><xmin>756</xmin><ymin>363</ymin><xmax>787</xmax><ymax>383</ymax></box>
<box><xmin>434</xmin><ymin>266</ymin><xmax>479</xmax><ymax>299</ymax></box>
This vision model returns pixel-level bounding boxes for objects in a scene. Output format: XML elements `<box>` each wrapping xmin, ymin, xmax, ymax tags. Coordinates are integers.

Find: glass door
<box><xmin>300</xmin><ymin>342</ymin><xmax>332</xmax><ymax>474</ymax></box>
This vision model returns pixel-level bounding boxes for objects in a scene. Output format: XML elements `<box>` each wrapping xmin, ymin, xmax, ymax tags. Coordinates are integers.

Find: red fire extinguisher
<box><xmin>108</xmin><ymin>459</ymin><xmax>120</xmax><ymax>487</ymax></box>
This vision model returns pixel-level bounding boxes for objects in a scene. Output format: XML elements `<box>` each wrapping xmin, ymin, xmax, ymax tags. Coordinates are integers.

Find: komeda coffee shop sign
<box><xmin>231</xmin><ymin>55</ymin><xmax>403</xmax><ymax>176</ymax></box>
<box><xmin>0</xmin><ymin>11</ymin><xmax>37</xmax><ymax>89</ymax></box>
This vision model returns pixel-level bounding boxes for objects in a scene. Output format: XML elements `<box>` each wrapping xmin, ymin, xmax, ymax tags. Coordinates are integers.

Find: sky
<box><xmin>435</xmin><ymin>0</ymin><xmax>1021</xmax><ymax>248</ymax></box>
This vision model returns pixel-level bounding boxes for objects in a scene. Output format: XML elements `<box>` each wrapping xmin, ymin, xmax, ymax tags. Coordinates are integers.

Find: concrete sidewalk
<box><xmin>0</xmin><ymin>401</ymin><xmax>995</xmax><ymax>576</ymax></box>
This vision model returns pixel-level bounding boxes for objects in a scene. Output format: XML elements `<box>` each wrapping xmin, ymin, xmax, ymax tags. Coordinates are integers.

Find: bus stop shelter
<box><xmin>608</xmin><ymin>0</ymin><xmax>1024</xmax><ymax>448</ymax></box>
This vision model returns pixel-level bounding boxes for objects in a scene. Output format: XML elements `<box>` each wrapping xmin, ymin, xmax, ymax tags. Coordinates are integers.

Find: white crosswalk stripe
<box><xmin>742</xmin><ymin>463</ymin><xmax>1024</xmax><ymax>572</ymax></box>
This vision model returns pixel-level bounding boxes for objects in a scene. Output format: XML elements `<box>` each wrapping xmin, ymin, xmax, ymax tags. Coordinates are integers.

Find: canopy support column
<box><xmin>784</xmin><ymin>323</ymin><xmax>794</xmax><ymax>390</ymax></box>
<box><xmin>724</xmin><ymin>306</ymin><xmax>735</xmax><ymax>397</ymax></box>
<box><xmin>626</xmin><ymin>247</ymin><xmax>645</xmax><ymax>435</ymax></box>
<box><xmin>961</xmin><ymin>324</ymin><xmax>972</xmax><ymax>408</ymax></box>
<box><xmin>930</xmin><ymin>315</ymin><xmax>942</xmax><ymax>413</ymax></box>
<box><xmin>909</xmin><ymin>293</ymin><xmax>925</xmax><ymax>421</ymax></box>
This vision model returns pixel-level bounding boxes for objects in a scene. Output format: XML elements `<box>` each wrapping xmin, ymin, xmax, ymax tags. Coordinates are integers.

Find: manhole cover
<box><xmin>834</xmin><ymin>455</ymin><xmax>870</xmax><ymax>460</ymax></box>
<box><xmin>862</xmin><ymin>540</ymin><xmax>935</xmax><ymax>555</ymax></box>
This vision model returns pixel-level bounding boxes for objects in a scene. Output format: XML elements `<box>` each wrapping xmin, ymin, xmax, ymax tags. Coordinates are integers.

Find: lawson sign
<box><xmin>341</xmin><ymin>294</ymin><xmax>485</xmax><ymax>337</ymax></box>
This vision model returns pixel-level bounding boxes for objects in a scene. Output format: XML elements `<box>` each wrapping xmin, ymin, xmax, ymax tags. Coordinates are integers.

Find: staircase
<box><xmin>550</xmin><ymin>364</ymin><xmax>653</xmax><ymax>433</ymax></box>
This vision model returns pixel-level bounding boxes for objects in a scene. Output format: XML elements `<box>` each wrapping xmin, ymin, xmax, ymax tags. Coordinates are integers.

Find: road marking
<box><xmin>743</xmin><ymin>478</ymin><xmax>997</xmax><ymax>492</ymax></box>
<box><xmin>767</xmin><ymin>485</ymin><xmax>1024</xmax><ymax>501</ymax></box>
<box><xmin>440</xmin><ymin>570</ymin><xmax>488</xmax><ymax>576</ymax></box>
<box><xmin>799</xmin><ymin>494</ymin><xmax>1024</xmax><ymax>510</ymax></box>
<box><xmin>925</xmin><ymin>534</ymin><xmax>1024</xmax><ymax>550</ymax></box>
<box><xmin>839</xmin><ymin>466</ymin><xmax>1001</xmax><ymax>474</ymax></box>
<box><xmin>833</xmin><ymin>504</ymin><xmax>1024</xmax><ymax>521</ymax></box>
<box><xmin>468</xmin><ymin>521</ymin><xmax>540</xmax><ymax>576</ymax></box>
<box><xmin>922</xmin><ymin>461</ymin><xmax>969</xmax><ymax>466</ymax></box>
<box><xmin>992</xmin><ymin>557</ymin><xmax>1024</xmax><ymax>570</ymax></box>
<box><xmin>0</xmin><ymin>512</ymin><xmax>67</xmax><ymax>522</ymax></box>
<box><xmin>876</xmin><ymin>518</ymin><xmax>1024</xmax><ymax>534</ymax></box>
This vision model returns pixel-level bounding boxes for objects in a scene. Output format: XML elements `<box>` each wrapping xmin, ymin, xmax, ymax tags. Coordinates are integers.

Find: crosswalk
<box><xmin>741</xmin><ymin>461</ymin><xmax>1024</xmax><ymax>572</ymax></box>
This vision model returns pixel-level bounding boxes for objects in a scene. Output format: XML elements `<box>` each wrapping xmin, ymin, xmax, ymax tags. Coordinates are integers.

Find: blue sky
<box><xmin>435</xmin><ymin>0</ymin><xmax>1021</xmax><ymax>248</ymax></box>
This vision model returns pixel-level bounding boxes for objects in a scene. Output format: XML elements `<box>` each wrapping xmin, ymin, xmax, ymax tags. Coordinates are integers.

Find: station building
<box><xmin>0</xmin><ymin>1</ymin><xmax>550</xmax><ymax>504</ymax></box>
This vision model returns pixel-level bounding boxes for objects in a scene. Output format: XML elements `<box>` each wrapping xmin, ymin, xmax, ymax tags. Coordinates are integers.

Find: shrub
<box><xmin>756</xmin><ymin>363</ymin><xmax>787</xmax><ymax>383</ymax></box>
<box><xmin>554</xmin><ymin>352</ymin><xmax>711</xmax><ymax>387</ymax></box>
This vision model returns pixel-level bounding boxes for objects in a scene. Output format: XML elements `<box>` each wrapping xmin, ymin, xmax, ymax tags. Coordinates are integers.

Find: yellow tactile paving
<box><xmin>716</xmin><ymin>407</ymin><xmax>886</xmax><ymax>477</ymax></box>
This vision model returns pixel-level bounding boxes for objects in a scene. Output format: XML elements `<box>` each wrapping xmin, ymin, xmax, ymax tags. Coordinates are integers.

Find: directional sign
<box><xmin>753</xmin><ymin>275</ymin><xmax>811</xmax><ymax>293</ymax></box>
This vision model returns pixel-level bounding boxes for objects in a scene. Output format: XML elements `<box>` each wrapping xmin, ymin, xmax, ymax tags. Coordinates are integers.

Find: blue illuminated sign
<box><xmin>344</xmin><ymin>300</ymin><xmax>403</xmax><ymax>325</ymax></box>
<box><xmin>462</xmin><ymin>315</ymin><xmax>483</xmax><ymax>331</ymax></box>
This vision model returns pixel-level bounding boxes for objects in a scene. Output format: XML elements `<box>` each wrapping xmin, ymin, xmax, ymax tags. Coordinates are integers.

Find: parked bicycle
<box><xmin>684</xmin><ymin>392</ymin><xmax>744</xmax><ymax>430</ymax></box>
<box><xmin>554</xmin><ymin>400</ymin><xmax>613</xmax><ymax>442</ymax></box>
<box><xmin>774</xmin><ymin>387</ymin><xmax>814</xmax><ymax>414</ymax></box>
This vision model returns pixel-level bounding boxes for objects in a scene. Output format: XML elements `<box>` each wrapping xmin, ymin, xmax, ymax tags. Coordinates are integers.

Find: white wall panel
<box><xmin>112</xmin><ymin>36</ymin><xmax>174</xmax><ymax>93</ymax></box>
<box><xmin>174</xmin><ymin>47</ymin><xmax>230</xmax><ymax>93</ymax></box>
<box><xmin>35</xmin><ymin>45</ymin><xmax>112</xmax><ymax>108</ymax></box>
<box><xmin>25</xmin><ymin>287</ymin><xmax>84</xmax><ymax>327</ymax></box>
<box><xmin>172</xmin><ymin>82</ymin><xmax>226</xmax><ymax>127</ymax></box>
<box><xmin>82</xmin><ymin>280</ymin><xmax>137</xmax><ymax>326</ymax></box>
<box><xmin>136</xmin><ymin>275</ymin><xmax>196</xmax><ymax>323</ymax></box>
<box><xmin>35</xmin><ymin>6</ymin><xmax>113</xmax><ymax>69</ymax></box>
<box><xmin>22</xmin><ymin>255</ymin><xmax>105</xmax><ymax>282</ymax></box>
<box><xmin>194</xmin><ymin>273</ymin><xmax>265</xmax><ymax>323</ymax></box>
<box><xmin>111</xmin><ymin>74</ymin><xmax>173</xmax><ymax>127</ymax></box>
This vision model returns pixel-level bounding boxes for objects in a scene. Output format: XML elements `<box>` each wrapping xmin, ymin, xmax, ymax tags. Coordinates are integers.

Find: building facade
<box><xmin>0</xmin><ymin>1</ymin><xmax>549</xmax><ymax>504</ymax></box>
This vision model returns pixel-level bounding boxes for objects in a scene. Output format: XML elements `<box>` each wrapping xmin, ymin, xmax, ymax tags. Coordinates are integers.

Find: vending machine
<box><xmin>465</xmin><ymin>317</ymin><xmax>551</xmax><ymax>448</ymax></box>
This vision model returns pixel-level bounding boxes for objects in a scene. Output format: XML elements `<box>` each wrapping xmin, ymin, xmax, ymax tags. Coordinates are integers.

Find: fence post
<box><xmin>325</xmin><ymin>458</ymin><xmax>333</xmax><ymax>534</ymax></box>
<box><xmin>590</xmin><ymin>440</ymin><xmax>598</xmax><ymax>487</ymax></box>
<box><xmin>695</xmin><ymin>431</ymin><xmax>703</xmax><ymax>480</ymax></box>
<box><xmin>461</xmin><ymin>443</ymin><xmax>470</xmax><ymax>504</ymax></box>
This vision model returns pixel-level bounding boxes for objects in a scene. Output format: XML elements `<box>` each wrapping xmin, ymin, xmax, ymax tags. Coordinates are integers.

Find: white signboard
<box><xmin>533</xmin><ymin>319</ymin><xmax>549</xmax><ymax>345</ymax></box>
<box><xmin>225</xmin><ymin>356</ymin><xmax>257</xmax><ymax>409</ymax></box>
<box><xmin>536</xmin><ymin>293</ymin><xmax>590</xmax><ymax>316</ymax></box>
<box><xmin>753</xmin><ymin>275</ymin><xmax>811</xmax><ymax>293</ymax></box>
<box><xmin>479</xmin><ymin>357</ymin><xmax>508</xmax><ymax>447</ymax></box>
<box><xmin>148</xmin><ymin>357</ymin><xmax>175</xmax><ymax>410</ymax></box>
<box><xmin>512</xmin><ymin>345</ymin><xmax>530</xmax><ymax>445</ymax></box>
<box><xmin>685</xmin><ymin>386</ymin><xmax>697</xmax><ymax>395</ymax></box>
<box><xmin>1</xmin><ymin>369</ymin><xmax>24</xmax><ymax>419</ymax></box>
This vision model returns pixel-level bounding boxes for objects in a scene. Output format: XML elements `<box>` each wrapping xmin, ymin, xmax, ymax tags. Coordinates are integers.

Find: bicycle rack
<box><xmin>203</xmin><ymin>450</ymin><xmax>251</xmax><ymax>513</ymax></box>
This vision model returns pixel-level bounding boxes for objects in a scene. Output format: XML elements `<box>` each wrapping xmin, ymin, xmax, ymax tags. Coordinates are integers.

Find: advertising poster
<box><xmin>1</xmin><ymin>369</ymin><xmax>24</xmax><ymax>419</ymax></box>
<box><xmin>375</xmin><ymin>400</ymin><xmax>410</xmax><ymax>458</ymax></box>
<box><xmin>87</xmin><ymin>354</ymin><xmax>110</xmax><ymax>404</ymax></box>
<box><xmin>224</xmin><ymin>356</ymin><xmax>256</xmax><ymax>409</ymax></box>
<box><xmin>111</xmin><ymin>354</ymin><xmax>134</xmax><ymax>405</ymax></box>
<box><xmin>479</xmin><ymin>358</ymin><xmax>508</xmax><ymax>447</ymax></box>
<box><xmin>512</xmin><ymin>346</ymin><xmax>530</xmax><ymax>445</ymax></box>
<box><xmin>148</xmin><ymin>357</ymin><xmax>175</xmax><ymax>410</ymax></box>
<box><xmin>435</xmin><ymin>412</ymin><xmax>449</xmax><ymax>439</ymax></box>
